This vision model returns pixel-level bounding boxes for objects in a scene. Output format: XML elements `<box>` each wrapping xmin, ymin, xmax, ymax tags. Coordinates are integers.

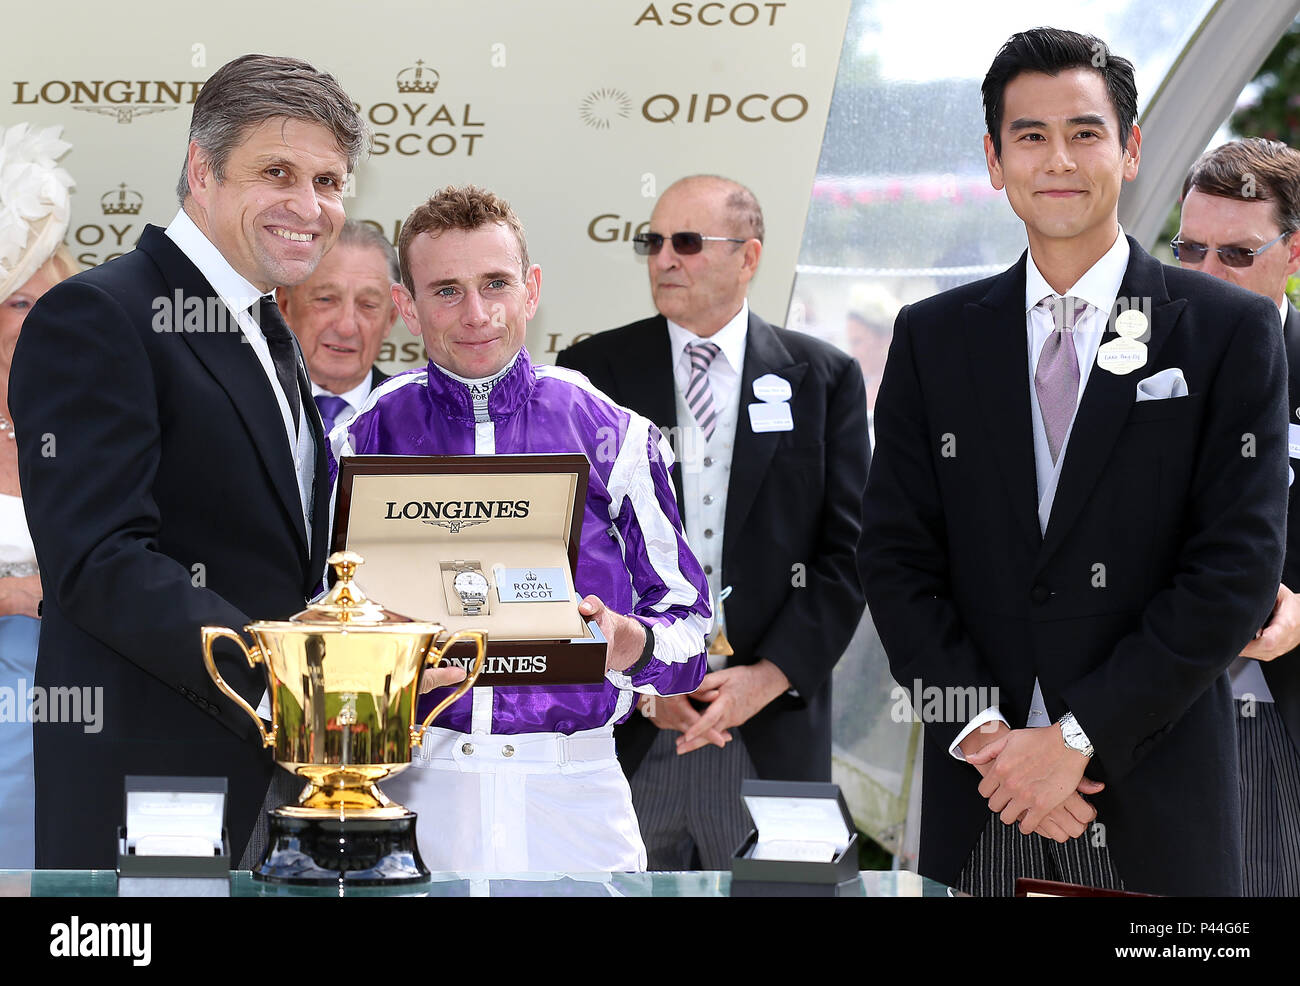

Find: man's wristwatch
<box><xmin>451</xmin><ymin>561</ymin><xmax>490</xmax><ymax>616</ymax></box>
<box><xmin>1058</xmin><ymin>711</ymin><xmax>1094</xmax><ymax>759</ymax></box>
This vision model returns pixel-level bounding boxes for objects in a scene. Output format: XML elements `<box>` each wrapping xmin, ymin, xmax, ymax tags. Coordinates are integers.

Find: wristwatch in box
<box><xmin>452</xmin><ymin>561</ymin><xmax>490</xmax><ymax>616</ymax></box>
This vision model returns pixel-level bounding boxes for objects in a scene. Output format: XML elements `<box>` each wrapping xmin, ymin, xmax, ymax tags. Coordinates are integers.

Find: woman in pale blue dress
<box><xmin>0</xmin><ymin>123</ymin><xmax>75</xmax><ymax>868</ymax></box>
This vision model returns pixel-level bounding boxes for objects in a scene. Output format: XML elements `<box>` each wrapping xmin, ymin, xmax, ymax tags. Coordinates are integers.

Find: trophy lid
<box><xmin>290</xmin><ymin>551</ymin><xmax>418</xmax><ymax>626</ymax></box>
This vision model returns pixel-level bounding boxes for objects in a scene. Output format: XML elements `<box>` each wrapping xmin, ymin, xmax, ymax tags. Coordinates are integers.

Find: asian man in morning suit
<box><xmin>860</xmin><ymin>29</ymin><xmax>1287</xmax><ymax>895</ymax></box>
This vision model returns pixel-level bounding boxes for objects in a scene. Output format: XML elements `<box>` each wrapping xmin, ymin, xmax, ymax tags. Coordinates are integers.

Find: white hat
<box><xmin>0</xmin><ymin>123</ymin><xmax>75</xmax><ymax>304</ymax></box>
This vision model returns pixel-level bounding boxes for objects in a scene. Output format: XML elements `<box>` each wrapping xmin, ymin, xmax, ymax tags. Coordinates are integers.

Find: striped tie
<box><xmin>685</xmin><ymin>341</ymin><xmax>722</xmax><ymax>441</ymax></box>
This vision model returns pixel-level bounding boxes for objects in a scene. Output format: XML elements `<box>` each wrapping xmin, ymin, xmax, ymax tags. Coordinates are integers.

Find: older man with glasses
<box><xmin>558</xmin><ymin>174</ymin><xmax>871</xmax><ymax>869</ymax></box>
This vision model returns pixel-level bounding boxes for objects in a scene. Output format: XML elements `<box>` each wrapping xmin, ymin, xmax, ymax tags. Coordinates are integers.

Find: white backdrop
<box><xmin>2</xmin><ymin>0</ymin><xmax>850</xmax><ymax>371</ymax></box>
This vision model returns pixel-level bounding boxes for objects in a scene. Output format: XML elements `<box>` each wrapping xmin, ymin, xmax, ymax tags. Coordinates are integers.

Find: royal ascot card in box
<box><xmin>332</xmin><ymin>454</ymin><xmax>607</xmax><ymax>685</ymax></box>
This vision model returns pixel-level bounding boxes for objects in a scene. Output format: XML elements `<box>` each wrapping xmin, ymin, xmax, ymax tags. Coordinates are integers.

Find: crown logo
<box><xmin>396</xmin><ymin>60</ymin><xmax>439</xmax><ymax>94</ymax></box>
<box><xmin>525</xmin><ymin>570</ymin><xmax>538</xmax><ymax>582</ymax></box>
<box><xmin>101</xmin><ymin>183</ymin><xmax>142</xmax><ymax>216</ymax></box>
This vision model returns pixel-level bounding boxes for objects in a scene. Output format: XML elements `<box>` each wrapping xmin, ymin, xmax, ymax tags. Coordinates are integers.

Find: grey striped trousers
<box><xmin>958</xmin><ymin>814</ymin><xmax>1123</xmax><ymax>897</ymax></box>
<box><xmin>630</xmin><ymin>729</ymin><xmax>757</xmax><ymax>870</ymax></box>
<box><xmin>1236</xmin><ymin>699</ymin><xmax>1300</xmax><ymax>896</ymax></box>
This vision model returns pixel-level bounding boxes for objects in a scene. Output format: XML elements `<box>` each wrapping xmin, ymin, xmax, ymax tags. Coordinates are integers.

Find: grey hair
<box><xmin>176</xmin><ymin>53</ymin><xmax>367</xmax><ymax>203</ymax></box>
<box><xmin>338</xmin><ymin>220</ymin><xmax>400</xmax><ymax>283</ymax></box>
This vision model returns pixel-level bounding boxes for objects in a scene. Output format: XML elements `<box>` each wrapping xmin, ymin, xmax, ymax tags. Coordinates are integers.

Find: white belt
<box><xmin>414</xmin><ymin>725</ymin><xmax>616</xmax><ymax>767</ymax></box>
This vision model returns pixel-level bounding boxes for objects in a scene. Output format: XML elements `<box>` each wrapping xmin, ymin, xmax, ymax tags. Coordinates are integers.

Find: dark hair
<box><xmin>176</xmin><ymin>54</ymin><xmax>367</xmax><ymax>202</ymax></box>
<box><xmin>982</xmin><ymin>28</ymin><xmax>1137</xmax><ymax>158</ymax></box>
<box><xmin>398</xmin><ymin>185</ymin><xmax>529</xmax><ymax>294</ymax></box>
<box><xmin>338</xmin><ymin>220</ymin><xmax>400</xmax><ymax>282</ymax></box>
<box><xmin>1182</xmin><ymin>138</ymin><xmax>1300</xmax><ymax>235</ymax></box>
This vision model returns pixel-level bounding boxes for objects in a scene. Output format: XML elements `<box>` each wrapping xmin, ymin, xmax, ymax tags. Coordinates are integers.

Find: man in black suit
<box><xmin>278</xmin><ymin>219</ymin><xmax>397</xmax><ymax>434</ymax></box>
<box><xmin>1176</xmin><ymin>137</ymin><xmax>1300</xmax><ymax>896</ymax></box>
<box><xmin>558</xmin><ymin>175</ymin><xmax>869</xmax><ymax>868</ymax></box>
<box><xmin>9</xmin><ymin>54</ymin><xmax>368</xmax><ymax>867</ymax></box>
<box><xmin>861</xmin><ymin>28</ymin><xmax>1287</xmax><ymax>896</ymax></box>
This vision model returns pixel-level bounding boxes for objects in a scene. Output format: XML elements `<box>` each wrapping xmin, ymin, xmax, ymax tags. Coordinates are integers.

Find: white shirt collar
<box><xmin>666</xmin><ymin>300</ymin><xmax>749</xmax><ymax>373</ymax></box>
<box><xmin>1024</xmin><ymin>225</ymin><xmax>1130</xmax><ymax>318</ymax></box>
<box><xmin>430</xmin><ymin>349</ymin><xmax>521</xmax><ymax>388</ymax></box>
<box><xmin>1279</xmin><ymin>298</ymin><xmax>1290</xmax><ymax>325</ymax></box>
<box><xmin>165</xmin><ymin>207</ymin><xmax>268</xmax><ymax>315</ymax></box>
<box><xmin>312</xmin><ymin>373</ymin><xmax>373</xmax><ymax>411</ymax></box>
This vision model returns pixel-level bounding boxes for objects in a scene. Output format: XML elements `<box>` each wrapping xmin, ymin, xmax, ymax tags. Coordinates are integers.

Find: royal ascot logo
<box><xmin>634</xmin><ymin>2</ymin><xmax>788</xmax><ymax>26</ymax></box>
<box><xmin>74</xmin><ymin>185</ymin><xmax>147</xmax><ymax>267</ymax></box>
<box><xmin>13</xmin><ymin>79</ymin><xmax>199</xmax><ymax>123</ymax></box>
<box><xmin>101</xmin><ymin>183</ymin><xmax>142</xmax><ymax>216</ymax></box>
<box><xmin>396</xmin><ymin>60</ymin><xmax>439</xmax><ymax>94</ymax></box>
<box><xmin>579</xmin><ymin>88</ymin><xmax>632</xmax><ymax>130</ymax></box>
<box><xmin>362</xmin><ymin>60</ymin><xmax>485</xmax><ymax>157</ymax></box>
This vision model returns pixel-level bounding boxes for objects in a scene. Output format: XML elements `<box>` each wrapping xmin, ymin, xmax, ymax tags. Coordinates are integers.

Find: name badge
<box><xmin>1289</xmin><ymin>423</ymin><xmax>1300</xmax><ymax>460</ymax></box>
<box><xmin>752</xmin><ymin>373</ymin><xmax>793</xmax><ymax>403</ymax></box>
<box><xmin>1096</xmin><ymin>337</ymin><xmax>1147</xmax><ymax>375</ymax></box>
<box><xmin>748</xmin><ymin>401</ymin><xmax>793</xmax><ymax>433</ymax></box>
<box><xmin>495</xmin><ymin>567</ymin><xmax>570</xmax><ymax>603</ymax></box>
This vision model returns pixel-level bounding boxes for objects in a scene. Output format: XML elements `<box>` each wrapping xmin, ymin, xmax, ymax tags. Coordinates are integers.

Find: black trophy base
<box><xmin>252</xmin><ymin>808</ymin><xmax>430</xmax><ymax>886</ymax></box>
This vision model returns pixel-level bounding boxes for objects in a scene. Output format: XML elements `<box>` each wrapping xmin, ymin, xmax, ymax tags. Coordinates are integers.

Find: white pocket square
<box><xmin>1135</xmin><ymin>367</ymin><xmax>1188</xmax><ymax>402</ymax></box>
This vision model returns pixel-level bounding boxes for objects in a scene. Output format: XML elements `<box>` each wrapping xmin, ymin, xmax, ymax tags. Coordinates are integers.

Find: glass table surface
<box><xmin>1</xmin><ymin>868</ymin><xmax>951</xmax><ymax>897</ymax></box>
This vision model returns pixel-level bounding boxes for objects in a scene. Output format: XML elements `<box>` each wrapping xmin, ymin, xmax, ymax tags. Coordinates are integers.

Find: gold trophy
<box><xmin>202</xmin><ymin>551</ymin><xmax>486</xmax><ymax>885</ymax></box>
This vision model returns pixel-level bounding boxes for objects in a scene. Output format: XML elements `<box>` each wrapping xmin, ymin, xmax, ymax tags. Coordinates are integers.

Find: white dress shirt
<box><xmin>667</xmin><ymin>302</ymin><xmax>748</xmax><ymax>670</ymax></box>
<box><xmin>165</xmin><ymin>208</ymin><xmax>314</xmax><ymax>540</ymax></box>
<box><xmin>950</xmin><ymin>228</ymin><xmax>1129</xmax><ymax>758</ymax></box>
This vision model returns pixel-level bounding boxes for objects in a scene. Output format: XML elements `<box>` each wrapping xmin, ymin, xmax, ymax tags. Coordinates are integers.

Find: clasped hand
<box><xmin>1239</xmin><ymin>583</ymin><xmax>1300</xmax><ymax>661</ymax></box>
<box><xmin>641</xmin><ymin>659</ymin><xmax>790</xmax><ymax>756</ymax></box>
<box><xmin>964</xmin><ymin>723</ymin><xmax>1103</xmax><ymax>843</ymax></box>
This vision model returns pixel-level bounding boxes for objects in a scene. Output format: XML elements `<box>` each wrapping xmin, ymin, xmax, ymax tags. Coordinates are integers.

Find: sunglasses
<box><xmin>632</xmin><ymin>232</ymin><xmax>748</xmax><ymax>256</ymax></box>
<box><xmin>1170</xmin><ymin>230</ymin><xmax>1290</xmax><ymax>268</ymax></box>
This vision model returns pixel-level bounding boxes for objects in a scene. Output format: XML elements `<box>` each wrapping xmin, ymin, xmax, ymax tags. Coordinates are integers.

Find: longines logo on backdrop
<box><xmin>13</xmin><ymin>79</ymin><xmax>201</xmax><ymax>122</ymax></box>
<box><xmin>360</xmin><ymin>60</ymin><xmax>485</xmax><ymax>157</ymax></box>
<box><xmin>580</xmin><ymin>86</ymin><xmax>808</xmax><ymax>128</ymax></box>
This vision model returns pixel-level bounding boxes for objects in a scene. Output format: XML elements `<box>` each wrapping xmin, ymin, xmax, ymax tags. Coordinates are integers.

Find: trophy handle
<box><xmin>201</xmin><ymin>626</ymin><xmax>275</xmax><ymax>748</ymax></box>
<box><xmin>413</xmin><ymin>629</ymin><xmax>488</xmax><ymax>746</ymax></box>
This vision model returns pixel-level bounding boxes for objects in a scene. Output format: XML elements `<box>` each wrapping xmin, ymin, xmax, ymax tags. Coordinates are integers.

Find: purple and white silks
<box><xmin>329</xmin><ymin>348</ymin><xmax>711</xmax><ymax>736</ymax></box>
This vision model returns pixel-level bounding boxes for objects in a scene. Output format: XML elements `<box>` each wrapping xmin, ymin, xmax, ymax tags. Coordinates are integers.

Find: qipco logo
<box><xmin>641</xmin><ymin>92</ymin><xmax>808</xmax><ymax>124</ymax></box>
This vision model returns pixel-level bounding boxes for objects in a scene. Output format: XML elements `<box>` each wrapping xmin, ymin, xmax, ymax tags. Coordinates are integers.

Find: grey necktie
<box><xmin>1035</xmin><ymin>296</ymin><xmax>1085</xmax><ymax>463</ymax></box>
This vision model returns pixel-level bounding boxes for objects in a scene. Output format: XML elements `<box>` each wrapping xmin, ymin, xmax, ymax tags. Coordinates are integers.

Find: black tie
<box><xmin>257</xmin><ymin>295</ymin><xmax>302</xmax><ymax>432</ymax></box>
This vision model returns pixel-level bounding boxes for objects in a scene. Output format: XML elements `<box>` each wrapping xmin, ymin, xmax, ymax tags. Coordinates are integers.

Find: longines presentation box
<box><xmin>117</xmin><ymin>776</ymin><xmax>230</xmax><ymax>885</ymax></box>
<box><xmin>730</xmin><ymin>780</ymin><xmax>859</xmax><ymax>897</ymax></box>
<box><xmin>332</xmin><ymin>454</ymin><xmax>607</xmax><ymax>685</ymax></box>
